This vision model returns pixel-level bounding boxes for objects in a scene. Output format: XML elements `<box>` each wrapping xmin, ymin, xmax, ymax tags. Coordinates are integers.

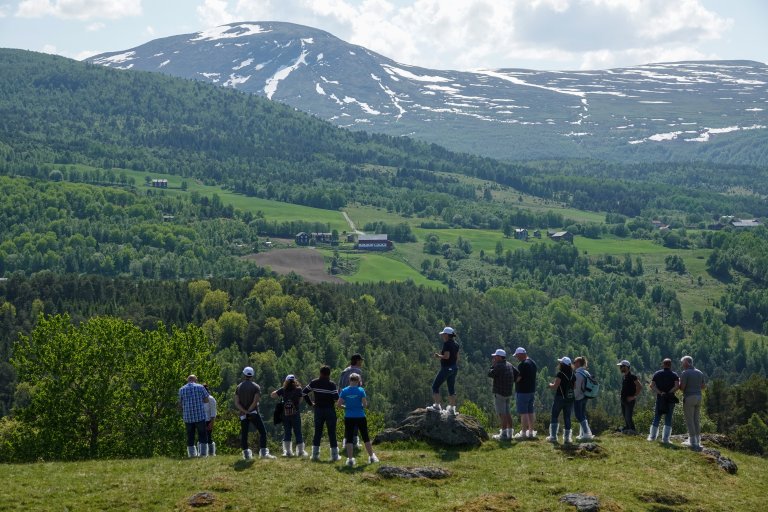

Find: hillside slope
<box><xmin>88</xmin><ymin>21</ymin><xmax>768</xmax><ymax>165</ymax></box>
<box><xmin>2</xmin><ymin>436</ymin><xmax>765</xmax><ymax>511</ymax></box>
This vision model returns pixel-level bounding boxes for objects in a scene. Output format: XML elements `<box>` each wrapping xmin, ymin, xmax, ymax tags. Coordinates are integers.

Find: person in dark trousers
<box><xmin>271</xmin><ymin>374</ymin><xmax>306</xmax><ymax>457</ymax></box>
<box><xmin>618</xmin><ymin>359</ymin><xmax>642</xmax><ymax>433</ymax></box>
<box><xmin>235</xmin><ymin>366</ymin><xmax>275</xmax><ymax>460</ymax></box>
<box><xmin>648</xmin><ymin>358</ymin><xmax>679</xmax><ymax>444</ymax></box>
<box><xmin>427</xmin><ymin>327</ymin><xmax>460</xmax><ymax>415</ymax></box>
<box><xmin>337</xmin><ymin>373</ymin><xmax>378</xmax><ymax>467</ymax></box>
<box><xmin>304</xmin><ymin>365</ymin><xmax>340</xmax><ymax>461</ymax></box>
<box><xmin>547</xmin><ymin>356</ymin><xmax>575</xmax><ymax>443</ymax></box>
<box><xmin>489</xmin><ymin>349</ymin><xmax>518</xmax><ymax>440</ymax></box>
<box><xmin>178</xmin><ymin>374</ymin><xmax>209</xmax><ymax>457</ymax></box>
<box><xmin>338</xmin><ymin>354</ymin><xmax>365</xmax><ymax>447</ymax></box>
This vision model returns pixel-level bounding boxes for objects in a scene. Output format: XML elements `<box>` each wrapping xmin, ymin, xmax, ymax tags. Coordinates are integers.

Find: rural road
<box><xmin>342</xmin><ymin>211</ymin><xmax>365</xmax><ymax>235</ymax></box>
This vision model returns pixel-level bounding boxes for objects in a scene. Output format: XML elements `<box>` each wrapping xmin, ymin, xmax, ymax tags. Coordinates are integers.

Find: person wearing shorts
<box><xmin>514</xmin><ymin>347</ymin><xmax>538</xmax><ymax>439</ymax></box>
<box><xmin>489</xmin><ymin>349</ymin><xmax>518</xmax><ymax>440</ymax></box>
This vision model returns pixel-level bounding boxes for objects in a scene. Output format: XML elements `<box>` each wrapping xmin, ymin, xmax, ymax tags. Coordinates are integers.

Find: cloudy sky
<box><xmin>1</xmin><ymin>0</ymin><xmax>766</xmax><ymax>70</ymax></box>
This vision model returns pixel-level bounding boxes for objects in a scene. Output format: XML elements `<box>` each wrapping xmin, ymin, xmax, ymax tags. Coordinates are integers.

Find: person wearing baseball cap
<box><xmin>235</xmin><ymin>366</ymin><xmax>275</xmax><ymax>459</ymax></box>
<box><xmin>546</xmin><ymin>357</ymin><xmax>575</xmax><ymax>443</ymax></box>
<box><xmin>489</xmin><ymin>349</ymin><xmax>519</xmax><ymax>440</ymax></box>
<box><xmin>617</xmin><ymin>360</ymin><xmax>641</xmax><ymax>433</ymax></box>
<box><xmin>513</xmin><ymin>347</ymin><xmax>538</xmax><ymax>439</ymax></box>
<box><xmin>271</xmin><ymin>374</ymin><xmax>306</xmax><ymax>457</ymax></box>
<box><xmin>427</xmin><ymin>327</ymin><xmax>460</xmax><ymax>415</ymax></box>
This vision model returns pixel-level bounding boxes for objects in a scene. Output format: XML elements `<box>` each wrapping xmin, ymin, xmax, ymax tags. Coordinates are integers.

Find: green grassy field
<box><xmin>337</xmin><ymin>252</ymin><xmax>443</xmax><ymax>289</ymax></box>
<box><xmin>2</xmin><ymin>435</ymin><xmax>764</xmax><ymax>511</ymax></box>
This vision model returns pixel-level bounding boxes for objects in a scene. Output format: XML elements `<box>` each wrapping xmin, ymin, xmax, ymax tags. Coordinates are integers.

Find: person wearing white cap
<box><xmin>546</xmin><ymin>357</ymin><xmax>575</xmax><ymax>443</ymax></box>
<box><xmin>513</xmin><ymin>347</ymin><xmax>538</xmax><ymax>439</ymax></box>
<box><xmin>235</xmin><ymin>366</ymin><xmax>275</xmax><ymax>459</ymax></box>
<box><xmin>427</xmin><ymin>327</ymin><xmax>460</xmax><ymax>415</ymax></box>
<box><xmin>271</xmin><ymin>374</ymin><xmax>306</xmax><ymax>457</ymax></box>
<box><xmin>617</xmin><ymin>360</ymin><xmax>641</xmax><ymax>433</ymax></box>
<box><xmin>489</xmin><ymin>349</ymin><xmax>519</xmax><ymax>440</ymax></box>
<box><xmin>573</xmin><ymin>357</ymin><xmax>595</xmax><ymax>441</ymax></box>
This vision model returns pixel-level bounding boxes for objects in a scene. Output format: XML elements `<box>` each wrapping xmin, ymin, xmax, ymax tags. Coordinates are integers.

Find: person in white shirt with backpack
<box><xmin>573</xmin><ymin>356</ymin><xmax>595</xmax><ymax>441</ymax></box>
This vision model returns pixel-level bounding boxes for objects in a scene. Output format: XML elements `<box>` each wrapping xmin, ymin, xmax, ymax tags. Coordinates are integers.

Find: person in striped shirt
<box><xmin>303</xmin><ymin>365</ymin><xmax>340</xmax><ymax>461</ymax></box>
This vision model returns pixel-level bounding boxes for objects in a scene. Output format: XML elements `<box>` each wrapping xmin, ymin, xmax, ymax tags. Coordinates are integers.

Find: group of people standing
<box><xmin>179</xmin><ymin>325</ymin><xmax>709</xmax><ymax>460</ymax></box>
<box><xmin>179</xmin><ymin>354</ymin><xmax>378</xmax><ymax>467</ymax></box>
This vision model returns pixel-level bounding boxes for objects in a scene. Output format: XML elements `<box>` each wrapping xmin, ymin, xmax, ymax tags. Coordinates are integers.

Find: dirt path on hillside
<box><xmin>243</xmin><ymin>248</ymin><xmax>345</xmax><ymax>284</ymax></box>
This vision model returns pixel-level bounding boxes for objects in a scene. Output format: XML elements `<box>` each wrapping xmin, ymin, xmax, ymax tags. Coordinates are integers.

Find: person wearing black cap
<box><xmin>339</xmin><ymin>354</ymin><xmax>365</xmax><ymax>447</ymax></box>
<box><xmin>617</xmin><ymin>360</ymin><xmax>642</xmax><ymax>433</ymax></box>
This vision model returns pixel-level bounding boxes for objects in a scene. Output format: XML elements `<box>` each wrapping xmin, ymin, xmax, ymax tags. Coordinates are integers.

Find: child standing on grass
<box><xmin>337</xmin><ymin>373</ymin><xmax>378</xmax><ymax>467</ymax></box>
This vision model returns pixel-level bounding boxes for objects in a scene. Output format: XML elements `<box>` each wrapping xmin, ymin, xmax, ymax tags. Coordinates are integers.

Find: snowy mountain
<box><xmin>88</xmin><ymin>22</ymin><xmax>768</xmax><ymax>164</ymax></box>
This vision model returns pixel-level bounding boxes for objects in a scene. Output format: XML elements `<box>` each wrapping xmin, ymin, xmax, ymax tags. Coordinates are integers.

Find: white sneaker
<box><xmin>528</xmin><ymin>430</ymin><xmax>537</xmax><ymax>439</ymax></box>
<box><xmin>242</xmin><ymin>449</ymin><xmax>253</xmax><ymax>460</ymax></box>
<box><xmin>513</xmin><ymin>431</ymin><xmax>527</xmax><ymax>439</ymax></box>
<box><xmin>426</xmin><ymin>403</ymin><xmax>442</xmax><ymax>412</ymax></box>
<box><xmin>449</xmin><ymin>405</ymin><xmax>458</xmax><ymax>415</ymax></box>
<box><xmin>492</xmin><ymin>429</ymin><xmax>504</xmax><ymax>440</ymax></box>
<box><xmin>345</xmin><ymin>457</ymin><xmax>356</xmax><ymax>467</ymax></box>
<box><xmin>368</xmin><ymin>454</ymin><xmax>379</xmax><ymax>463</ymax></box>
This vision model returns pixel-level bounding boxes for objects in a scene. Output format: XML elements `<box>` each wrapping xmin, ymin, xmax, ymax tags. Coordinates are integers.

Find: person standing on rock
<box><xmin>178</xmin><ymin>374</ymin><xmax>209</xmax><ymax>457</ymax></box>
<box><xmin>427</xmin><ymin>327</ymin><xmax>460</xmax><ymax>415</ymax></box>
<box><xmin>679</xmin><ymin>355</ymin><xmax>706</xmax><ymax>450</ymax></box>
<box><xmin>271</xmin><ymin>374</ymin><xmax>307</xmax><ymax>457</ymax></box>
<box><xmin>514</xmin><ymin>347</ymin><xmax>538</xmax><ymax>439</ymax></box>
<box><xmin>303</xmin><ymin>365</ymin><xmax>341</xmax><ymax>461</ymax></box>
<box><xmin>337</xmin><ymin>373</ymin><xmax>378</xmax><ymax>467</ymax></box>
<box><xmin>648</xmin><ymin>358</ymin><xmax>679</xmax><ymax>444</ymax></box>
<box><xmin>338</xmin><ymin>353</ymin><xmax>365</xmax><ymax>447</ymax></box>
<box><xmin>489</xmin><ymin>349</ymin><xmax>518</xmax><ymax>440</ymax></box>
<box><xmin>546</xmin><ymin>357</ymin><xmax>575</xmax><ymax>443</ymax></box>
<box><xmin>618</xmin><ymin>360</ymin><xmax>642</xmax><ymax>433</ymax></box>
<box><xmin>235</xmin><ymin>366</ymin><xmax>275</xmax><ymax>460</ymax></box>
<box><xmin>573</xmin><ymin>357</ymin><xmax>594</xmax><ymax>441</ymax></box>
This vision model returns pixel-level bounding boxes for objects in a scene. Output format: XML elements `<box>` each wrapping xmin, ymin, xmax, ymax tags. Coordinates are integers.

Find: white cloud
<box><xmin>86</xmin><ymin>21</ymin><xmax>105</xmax><ymax>31</ymax></box>
<box><xmin>193</xmin><ymin>0</ymin><xmax>734</xmax><ymax>70</ymax></box>
<box><xmin>145</xmin><ymin>25</ymin><xmax>155</xmax><ymax>36</ymax></box>
<box><xmin>16</xmin><ymin>0</ymin><xmax>142</xmax><ymax>20</ymax></box>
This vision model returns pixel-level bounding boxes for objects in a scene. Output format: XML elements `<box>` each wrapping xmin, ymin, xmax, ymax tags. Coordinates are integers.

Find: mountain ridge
<box><xmin>87</xmin><ymin>21</ymin><xmax>768</xmax><ymax>165</ymax></box>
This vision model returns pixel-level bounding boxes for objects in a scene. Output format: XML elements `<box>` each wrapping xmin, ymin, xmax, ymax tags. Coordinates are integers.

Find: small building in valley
<box><xmin>514</xmin><ymin>228</ymin><xmax>528</xmax><ymax>241</ymax></box>
<box><xmin>549</xmin><ymin>231</ymin><xmax>574</xmax><ymax>243</ymax></box>
<box><xmin>151</xmin><ymin>179</ymin><xmax>168</xmax><ymax>188</ymax></box>
<box><xmin>356</xmin><ymin>234</ymin><xmax>392</xmax><ymax>251</ymax></box>
<box><xmin>295</xmin><ymin>232</ymin><xmax>310</xmax><ymax>246</ymax></box>
<box><xmin>731</xmin><ymin>219</ymin><xmax>761</xmax><ymax>229</ymax></box>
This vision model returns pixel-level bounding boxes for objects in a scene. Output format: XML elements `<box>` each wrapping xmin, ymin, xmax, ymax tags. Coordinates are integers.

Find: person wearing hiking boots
<box><xmin>427</xmin><ymin>327</ymin><xmax>460</xmax><ymax>415</ymax></box>
<box><xmin>303</xmin><ymin>365</ymin><xmax>340</xmax><ymax>461</ymax></box>
<box><xmin>271</xmin><ymin>374</ymin><xmax>307</xmax><ymax>457</ymax></box>
<box><xmin>573</xmin><ymin>357</ymin><xmax>594</xmax><ymax>441</ymax></box>
<box><xmin>546</xmin><ymin>357</ymin><xmax>575</xmax><ymax>444</ymax></box>
<box><xmin>489</xmin><ymin>349</ymin><xmax>519</xmax><ymax>440</ymax></box>
<box><xmin>679</xmin><ymin>355</ymin><xmax>707</xmax><ymax>451</ymax></box>
<box><xmin>648</xmin><ymin>358</ymin><xmax>679</xmax><ymax>444</ymax></box>
<box><xmin>618</xmin><ymin>360</ymin><xmax>642</xmax><ymax>434</ymax></box>
<box><xmin>178</xmin><ymin>374</ymin><xmax>209</xmax><ymax>458</ymax></box>
<box><xmin>338</xmin><ymin>373</ymin><xmax>378</xmax><ymax>467</ymax></box>
<box><xmin>235</xmin><ymin>366</ymin><xmax>275</xmax><ymax>460</ymax></box>
<box><xmin>338</xmin><ymin>353</ymin><xmax>365</xmax><ymax>447</ymax></box>
<box><xmin>513</xmin><ymin>347</ymin><xmax>538</xmax><ymax>439</ymax></box>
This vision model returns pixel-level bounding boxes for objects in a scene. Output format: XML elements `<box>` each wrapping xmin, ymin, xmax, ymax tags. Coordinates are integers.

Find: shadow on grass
<box><xmin>232</xmin><ymin>459</ymin><xmax>255</xmax><ymax>472</ymax></box>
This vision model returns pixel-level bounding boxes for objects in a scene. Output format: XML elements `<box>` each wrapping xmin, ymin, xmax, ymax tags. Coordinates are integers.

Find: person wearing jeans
<box><xmin>547</xmin><ymin>357</ymin><xmax>575</xmax><ymax>443</ymax></box>
<box><xmin>178</xmin><ymin>374</ymin><xmax>209</xmax><ymax>458</ymax></box>
<box><xmin>427</xmin><ymin>327</ymin><xmax>460</xmax><ymax>415</ymax></box>
<box><xmin>573</xmin><ymin>356</ymin><xmax>594</xmax><ymax>441</ymax></box>
<box><xmin>648</xmin><ymin>358</ymin><xmax>679</xmax><ymax>444</ymax></box>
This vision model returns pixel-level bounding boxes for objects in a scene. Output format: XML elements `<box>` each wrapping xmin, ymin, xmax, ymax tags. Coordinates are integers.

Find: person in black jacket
<box><xmin>303</xmin><ymin>365</ymin><xmax>340</xmax><ymax>461</ymax></box>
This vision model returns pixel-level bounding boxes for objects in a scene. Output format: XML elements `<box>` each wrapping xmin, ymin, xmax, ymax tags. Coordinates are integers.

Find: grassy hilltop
<box><xmin>3</xmin><ymin>436</ymin><xmax>766</xmax><ymax>512</ymax></box>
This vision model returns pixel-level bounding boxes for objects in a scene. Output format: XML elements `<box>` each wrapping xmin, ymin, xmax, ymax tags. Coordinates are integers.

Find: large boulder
<box><xmin>373</xmin><ymin>408</ymin><xmax>488</xmax><ymax>446</ymax></box>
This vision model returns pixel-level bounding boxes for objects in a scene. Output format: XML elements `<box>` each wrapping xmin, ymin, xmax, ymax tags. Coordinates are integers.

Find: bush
<box><xmin>733</xmin><ymin>413</ymin><xmax>768</xmax><ymax>455</ymax></box>
<box><xmin>459</xmin><ymin>400</ymin><xmax>491</xmax><ymax>432</ymax></box>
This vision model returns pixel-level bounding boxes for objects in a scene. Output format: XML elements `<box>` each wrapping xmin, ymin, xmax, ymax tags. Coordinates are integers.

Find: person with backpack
<box><xmin>573</xmin><ymin>356</ymin><xmax>595</xmax><ymax>441</ymax></box>
<box><xmin>648</xmin><ymin>358</ymin><xmax>679</xmax><ymax>444</ymax></box>
<box><xmin>546</xmin><ymin>356</ymin><xmax>575</xmax><ymax>443</ymax></box>
<box><xmin>489</xmin><ymin>349</ymin><xmax>519</xmax><ymax>440</ymax></box>
<box><xmin>271</xmin><ymin>374</ymin><xmax>307</xmax><ymax>457</ymax></box>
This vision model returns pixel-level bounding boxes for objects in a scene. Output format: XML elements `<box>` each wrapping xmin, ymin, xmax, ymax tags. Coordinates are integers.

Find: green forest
<box><xmin>0</xmin><ymin>49</ymin><xmax>767</xmax><ymax>463</ymax></box>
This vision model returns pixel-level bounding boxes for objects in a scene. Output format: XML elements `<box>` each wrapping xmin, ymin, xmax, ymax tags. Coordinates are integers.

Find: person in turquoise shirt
<box><xmin>337</xmin><ymin>373</ymin><xmax>378</xmax><ymax>467</ymax></box>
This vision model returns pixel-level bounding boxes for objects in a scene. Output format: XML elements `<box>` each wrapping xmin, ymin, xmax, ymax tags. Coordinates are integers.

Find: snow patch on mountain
<box><xmin>191</xmin><ymin>24</ymin><xmax>269</xmax><ymax>42</ymax></box>
<box><xmin>382</xmin><ymin>64</ymin><xmax>451</xmax><ymax>83</ymax></box>
<box><xmin>264</xmin><ymin>50</ymin><xmax>308</xmax><ymax>99</ymax></box>
<box><xmin>233</xmin><ymin>58</ymin><xmax>254</xmax><ymax>71</ymax></box>
<box><xmin>92</xmin><ymin>51</ymin><xmax>135</xmax><ymax>65</ymax></box>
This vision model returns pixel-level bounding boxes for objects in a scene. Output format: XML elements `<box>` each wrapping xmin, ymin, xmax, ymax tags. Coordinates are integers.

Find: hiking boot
<box><xmin>242</xmin><ymin>449</ymin><xmax>253</xmax><ymax>460</ymax></box>
<box><xmin>330</xmin><ymin>447</ymin><xmax>341</xmax><ymax>462</ymax></box>
<box><xmin>259</xmin><ymin>448</ymin><xmax>276</xmax><ymax>459</ymax></box>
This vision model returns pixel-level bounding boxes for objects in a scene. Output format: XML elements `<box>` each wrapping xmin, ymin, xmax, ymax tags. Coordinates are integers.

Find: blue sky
<box><xmin>1</xmin><ymin>0</ymin><xmax>766</xmax><ymax>70</ymax></box>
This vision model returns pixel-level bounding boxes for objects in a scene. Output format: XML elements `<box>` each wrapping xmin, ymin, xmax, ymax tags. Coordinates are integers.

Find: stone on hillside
<box><xmin>560</xmin><ymin>493</ymin><xmax>600</xmax><ymax>512</ymax></box>
<box><xmin>702</xmin><ymin>448</ymin><xmax>738</xmax><ymax>474</ymax></box>
<box><xmin>373</xmin><ymin>408</ymin><xmax>488</xmax><ymax>446</ymax></box>
<box><xmin>377</xmin><ymin>465</ymin><xmax>451</xmax><ymax>479</ymax></box>
<box><xmin>188</xmin><ymin>492</ymin><xmax>216</xmax><ymax>508</ymax></box>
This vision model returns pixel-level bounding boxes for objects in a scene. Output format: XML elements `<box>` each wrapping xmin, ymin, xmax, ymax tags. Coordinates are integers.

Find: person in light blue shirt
<box><xmin>337</xmin><ymin>373</ymin><xmax>378</xmax><ymax>467</ymax></box>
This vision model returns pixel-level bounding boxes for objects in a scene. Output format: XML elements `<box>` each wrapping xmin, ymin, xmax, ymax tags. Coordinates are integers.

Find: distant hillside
<box><xmin>88</xmin><ymin>21</ymin><xmax>768</xmax><ymax>165</ymax></box>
